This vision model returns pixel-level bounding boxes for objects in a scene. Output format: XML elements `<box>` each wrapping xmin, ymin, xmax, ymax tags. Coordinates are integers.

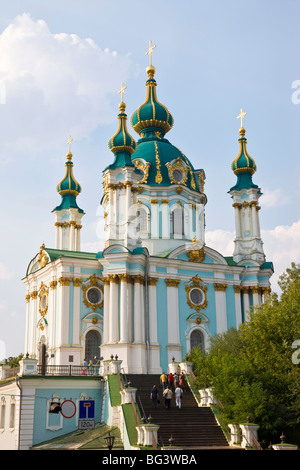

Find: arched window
<box><xmin>171</xmin><ymin>207</ymin><xmax>184</xmax><ymax>236</ymax></box>
<box><xmin>190</xmin><ymin>329</ymin><xmax>204</xmax><ymax>352</ymax></box>
<box><xmin>85</xmin><ymin>330</ymin><xmax>101</xmax><ymax>362</ymax></box>
<box><xmin>137</xmin><ymin>207</ymin><xmax>148</xmax><ymax>235</ymax></box>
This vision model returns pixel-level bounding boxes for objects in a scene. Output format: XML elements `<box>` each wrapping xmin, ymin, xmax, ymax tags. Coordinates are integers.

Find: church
<box><xmin>23</xmin><ymin>43</ymin><xmax>273</xmax><ymax>376</ymax></box>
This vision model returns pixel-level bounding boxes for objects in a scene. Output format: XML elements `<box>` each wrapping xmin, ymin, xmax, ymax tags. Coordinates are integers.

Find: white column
<box><xmin>233</xmin><ymin>203</ymin><xmax>242</xmax><ymax>238</ymax></box>
<box><xmin>72</xmin><ymin>279</ymin><xmax>81</xmax><ymax>348</ymax></box>
<box><xmin>69</xmin><ymin>221</ymin><xmax>76</xmax><ymax>250</ymax></box>
<box><xmin>133</xmin><ymin>276</ymin><xmax>144</xmax><ymax>343</ymax></box>
<box><xmin>233</xmin><ymin>286</ymin><xmax>242</xmax><ymax>328</ymax></box>
<box><xmin>251</xmin><ymin>203</ymin><xmax>259</xmax><ymax>238</ymax></box>
<box><xmin>58</xmin><ymin>278</ymin><xmax>70</xmax><ymax>348</ymax></box>
<box><xmin>49</xmin><ymin>280</ymin><xmax>57</xmax><ymax>352</ymax></box>
<box><xmin>150</xmin><ymin>201</ymin><xmax>158</xmax><ymax>238</ymax></box>
<box><xmin>214</xmin><ymin>284</ymin><xmax>228</xmax><ymax>333</ymax></box>
<box><xmin>166</xmin><ymin>279</ymin><xmax>180</xmax><ymax>346</ymax></box>
<box><xmin>243</xmin><ymin>287</ymin><xmax>251</xmax><ymax>321</ymax></box>
<box><xmin>148</xmin><ymin>278</ymin><xmax>159</xmax><ymax>344</ymax></box>
<box><xmin>109</xmin><ymin>275</ymin><xmax>119</xmax><ymax>343</ymax></box>
<box><xmin>103</xmin><ymin>278</ymin><xmax>110</xmax><ymax>344</ymax></box>
<box><xmin>161</xmin><ymin>201</ymin><xmax>169</xmax><ymax>238</ymax></box>
<box><xmin>76</xmin><ymin>225</ymin><xmax>81</xmax><ymax>251</ymax></box>
<box><xmin>119</xmin><ymin>274</ymin><xmax>129</xmax><ymax>343</ymax></box>
<box><xmin>251</xmin><ymin>286</ymin><xmax>261</xmax><ymax>308</ymax></box>
<box><xmin>30</xmin><ymin>289</ymin><xmax>38</xmax><ymax>356</ymax></box>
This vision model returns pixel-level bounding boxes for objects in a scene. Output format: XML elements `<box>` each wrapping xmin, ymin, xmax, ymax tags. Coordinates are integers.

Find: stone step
<box><xmin>127</xmin><ymin>374</ymin><xmax>229</xmax><ymax>448</ymax></box>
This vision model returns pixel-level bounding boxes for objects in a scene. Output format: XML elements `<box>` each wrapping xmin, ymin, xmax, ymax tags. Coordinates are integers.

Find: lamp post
<box><xmin>104</xmin><ymin>431</ymin><xmax>115</xmax><ymax>451</ymax></box>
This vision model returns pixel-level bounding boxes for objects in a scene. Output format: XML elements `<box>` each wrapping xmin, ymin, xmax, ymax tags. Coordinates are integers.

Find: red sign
<box><xmin>60</xmin><ymin>400</ymin><xmax>76</xmax><ymax>419</ymax></box>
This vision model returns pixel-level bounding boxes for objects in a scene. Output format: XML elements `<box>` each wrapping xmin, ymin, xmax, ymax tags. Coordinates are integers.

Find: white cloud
<box><xmin>0</xmin><ymin>13</ymin><xmax>132</xmax><ymax>156</ymax></box>
<box><xmin>260</xmin><ymin>188</ymin><xmax>289</xmax><ymax>209</ymax></box>
<box><xmin>0</xmin><ymin>262</ymin><xmax>14</xmax><ymax>280</ymax></box>
<box><xmin>206</xmin><ymin>220</ymin><xmax>300</xmax><ymax>293</ymax></box>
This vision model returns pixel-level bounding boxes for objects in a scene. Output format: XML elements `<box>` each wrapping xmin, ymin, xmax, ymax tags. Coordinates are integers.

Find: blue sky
<box><xmin>0</xmin><ymin>0</ymin><xmax>299</xmax><ymax>357</ymax></box>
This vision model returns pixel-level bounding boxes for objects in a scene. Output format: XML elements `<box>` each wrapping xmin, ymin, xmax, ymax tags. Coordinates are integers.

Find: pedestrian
<box><xmin>175</xmin><ymin>385</ymin><xmax>183</xmax><ymax>409</ymax></box>
<box><xmin>174</xmin><ymin>372</ymin><xmax>179</xmax><ymax>388</ymax></box>
<box><xmin>160</xmin><ymin>372</ymin><xmax>168</xmax><ymax>391</ymax></box>
<box><xmin>150</xmin><ymin>385</ymin><xmax>159</xmax><ymax>409</ymax></box>
<box><xmin>163</xmin><ymin>385</ymin><xmax>173</xmax><ymax>409</ymax></box>
<box><xmin>168</xmin><ymin>372</ymin><xmax>174</xmax><ymax>391</ymax></box>
<box><xmin>82</xmin><ymin>359</ymin><xmax>88</xmax><ymax>375</ymax></box>
<box><xmin>180</xmin><ymin>373</ymin><xmax>187</xmax><ymax>391</ymax></box>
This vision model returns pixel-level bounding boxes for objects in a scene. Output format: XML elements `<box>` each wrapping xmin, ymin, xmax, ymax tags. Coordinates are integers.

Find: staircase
<box><xmin>127</xmin><ymin>374</ymin><xmax>230</xmax><ymax>449</ymax></box>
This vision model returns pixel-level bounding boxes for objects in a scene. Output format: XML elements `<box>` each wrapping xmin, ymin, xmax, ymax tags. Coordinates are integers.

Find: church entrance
<box><xmin>85</xmin><ymin>330</ymin><xmax>101</xmax><ymax>363</ymax></box>
<box><xmin>190</xmin><ymin>329</ymin><xmax>204</xmax><ymax>352</ymax></box>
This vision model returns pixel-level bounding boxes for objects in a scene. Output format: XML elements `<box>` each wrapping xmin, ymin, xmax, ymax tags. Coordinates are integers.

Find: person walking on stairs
<box><xmin>163</xmin><ymin>385</ymin><xmax>173</xmax><ymax>409</ymax></box>
<box><xmin>175</xmin><ymin>385</ymin><xmax>183</xmax><ymax>409</ymax></box>
<box><xmin>150</xmin><ymin>385</ymin><xmax>159</xmax><ymax>409</ymax></box>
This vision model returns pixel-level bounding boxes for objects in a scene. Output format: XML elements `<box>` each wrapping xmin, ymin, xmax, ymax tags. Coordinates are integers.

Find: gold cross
<box><xmin>118</xmin><ymin>82</ymin><xmax>127</xmax><ymax>102</ymax></box>
<box><xmin>237</xmin><ymin>108</ymin><xmax>247</xmax><ymax>128</ymax></box>
<box><xmin>67</xmin><ymin>135</ymin><xmax>73</xmax><ymax>153</ymax></box>
<box><xmin>146</xmin><ymin>40</ymin><xmax>156</xmax><ymax>66</ymax></box>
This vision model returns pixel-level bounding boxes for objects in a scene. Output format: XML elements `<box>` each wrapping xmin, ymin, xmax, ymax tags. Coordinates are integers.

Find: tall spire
<box><xmin>107</xmin><ymin>83</ymin><xmax>137</xmax><ymax>168</ymax></box>
<box><xmin>52</xmin><ymin>138</ymin><xmax>84</xmax><ymax>251</ymax></box>
<box><xmin>131</xmin><ymin>41</ymin><xmax>174</xmax><ymax>137</ymax></box>
<box><xmin>230</xmin><ymin>110</ymin><xmax>258</xmax><ymax>192</ymax></box>
<box><xmin>229</xmin><ymin>112</ymin><xmax>265</xmax><ymax>264</ymax></box>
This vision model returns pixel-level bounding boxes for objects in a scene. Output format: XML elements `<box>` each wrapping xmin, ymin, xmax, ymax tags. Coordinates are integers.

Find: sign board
<box><xmin>60</xmin><ymin>400</ymin><xmax>76</xmax><ymax>419</ymax></box>
<box><xmin>79</xmin><ymin>400</ymin><xmax>95</xmax><ymax>420</ymax></box>
<box><xmin>78</xmin><ymin>419</ymin><xmax>95</xmax><ymax>430</ymax></box>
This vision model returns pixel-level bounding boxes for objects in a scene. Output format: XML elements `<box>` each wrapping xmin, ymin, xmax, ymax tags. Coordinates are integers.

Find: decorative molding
<box><xmin>233</xmin><ymin>285</ymin><xmax>242</xmax><ymax>293</ymax></box>
<box><xmin>38</xmin><ymin>282</ymin><xmax>49</xmax><ymax>317</ymax></box>
<box><xmin>165</xmin><ymin>278</ymin><xmax>180</xmax><ymax>288</ymax></box>
<box><xmin>50</xmin><ymin>281</ymin><xmax>57</xmax><ymax>290</ymax></box>
<box><xmin>58</xmin><ymin>277</ymin><xmax>71</xmax><ymax>286</ymax></box>
<box><xmin>185</xmin><ymin>275</ymin><xmax>208</xmax><ymax>311</ymax></box>
<box><xmin>187</xmin><ymin>246</ymin><xmax>205</xmax><ymax>263</ymax></box>
<box><xmin>132</xmin><ymin>274</ymin><xmax>145</xmax><ymax>285</ymax></box>
<box><xmin>25</xmin><ymin>294</ymin><xmax>30</xmax><ymax>303</ymax></box>
<box><xmin>82</xmin><ymin>274</ymin><xmax>104</xmax><ymax>311</ymax></box>
<box><xmin>72</xmin><ymin>278</ymin><xmax>82</xmax><ymax>287</ymax></box>
<box><xmin>148</xmin><ymin>277</ymin><xmax>159</xmax><ymax>286</ymax></box>
<box><xmin>30</xmin><ymin>291</ymin><xmax>38</xmax><ymax>300</ymax></box>
<box><xmin>213</xmin><ymin>283</ymin><xmax>228</xmax><ymax>292</ymax></box>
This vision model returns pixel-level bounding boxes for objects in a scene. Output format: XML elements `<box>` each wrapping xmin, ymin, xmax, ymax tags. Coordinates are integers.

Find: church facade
<box><xmin>23</xmin><ymin>51</ymin><xmax>273</xmax><ymax>375</ymax></box>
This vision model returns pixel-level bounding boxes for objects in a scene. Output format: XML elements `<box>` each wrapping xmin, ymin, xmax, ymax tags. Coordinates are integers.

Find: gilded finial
<box><xmin>237</xmin><ymin>108</ymin><xmax>247</xmax><ymax>129</ymax></box>
<box><xmin>146</xmin><ymin>40</ymin><xmax>156</xmax><ymax>77</ymax></box>
<box><xmin>67</xmin><ymin>135</ymin><xmax>73</xmax><ymax>161</ymax></box>
<box><xmin>118</xmin><ymin>82</ymin><xmax>127</xmax><ymax>112</ymax></box>
<box><xmin>146</xmin><ymin>40</ymin><xmax>156</xmax><ymax>66</ymax></box>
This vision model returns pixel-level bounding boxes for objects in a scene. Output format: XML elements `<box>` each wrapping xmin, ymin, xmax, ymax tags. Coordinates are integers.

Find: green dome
<box><xmin>57</xmin><ymin>152</ymin><xmax>82</xmax><ymax>196</ymax></box>
<box><xmin>130</xmin><ymin>66</ymin><xmax>205</xmax><ymax>195</ymax></box>
<box><xmin>230</xmin><ymin>127</ymin><xmax>259</xmax><ymax>192</ymax></box>
<box><xmin>132</xmin><ymin>134</ymin><xmax>204</xmax><ymax>193</ymax></box>
<box><xmin>130</xmin><ymin>66</ymin><xmax>174</xmax><ymax>137</ymax></box>
<box><xmin>231</xmin><ymin>127</ymin><xmax>257</xmax><ymax>176</ymax></box>
<box><xmin>108</xmin><ymin>101</ymin><xmax>137</xmax><ymax>155</ymax></box>
<box><xmin>53</xmin><ymin>152</ymin><xmax>84</xmax><ymax>213</ymax></box>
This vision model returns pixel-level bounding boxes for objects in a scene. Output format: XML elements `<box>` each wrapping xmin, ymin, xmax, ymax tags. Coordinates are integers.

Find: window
<box><xmin>137</xmin><ymin>208</ymin><xmax>148</xmax><ymax>235</ymax></box>
<box><xmin>190</xmin><ymin>329</ymin><xmax>204</xmax><ymax>352</ymax></box>
<box><xmin>9</xmin><ymin>401</ymin><xmax>15</xmax><ymax>429</ymax></box>
<box><xmin>171</xmin><ymin>207</ymin><xmax>184</xmax><ymax>236</ymax></box>
<box><xmin>85</xmin><ymin>330</ymin><xmax>101</xmax><ymax>362</ymax></box>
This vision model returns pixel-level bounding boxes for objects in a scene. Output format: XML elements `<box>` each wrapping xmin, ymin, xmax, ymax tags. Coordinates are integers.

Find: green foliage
<box><xmin>187</xmin><ymin>263</ymin><xmax>300</xmax><ymax>444</ymax></box>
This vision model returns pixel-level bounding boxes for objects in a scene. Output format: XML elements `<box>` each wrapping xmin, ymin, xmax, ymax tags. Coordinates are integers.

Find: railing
<box><xmin>37</xmin><ymin>364</ymin><xmax>101</xmax><ymax>376</ymax></box>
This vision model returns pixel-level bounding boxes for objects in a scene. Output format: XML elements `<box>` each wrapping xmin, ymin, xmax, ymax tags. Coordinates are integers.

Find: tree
<box><xmin>187</xmin><ymin>263</ymin><xmax>300</xmax><ymax>445</ymax></box>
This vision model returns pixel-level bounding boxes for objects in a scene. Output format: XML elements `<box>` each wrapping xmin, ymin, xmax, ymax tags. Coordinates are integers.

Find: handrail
<box><xmin>37</xmin><ymin>364</ymin><xmax>101</xmax><ymax>376</ymax></box>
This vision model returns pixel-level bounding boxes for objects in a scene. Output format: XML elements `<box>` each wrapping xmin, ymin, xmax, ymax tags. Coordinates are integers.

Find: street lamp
<box><xmin>104</xmin><ymin>431</ymin><xmax>115</xmax><ymax>451</ymax></box>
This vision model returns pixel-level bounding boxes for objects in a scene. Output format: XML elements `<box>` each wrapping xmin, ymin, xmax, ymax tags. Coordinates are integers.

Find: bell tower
<box><xmin>229</xmin><ymin>110</ymin><xmax>265</xmax><ymax>264</ymax></box>
<box><xmin>52</xmin><ymin>137</ymin><xmax>84</xmax><ymax>251</ymax></box>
